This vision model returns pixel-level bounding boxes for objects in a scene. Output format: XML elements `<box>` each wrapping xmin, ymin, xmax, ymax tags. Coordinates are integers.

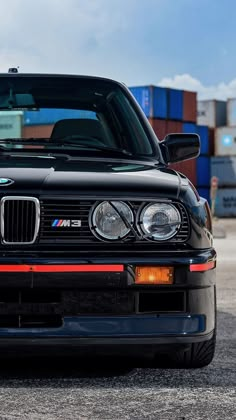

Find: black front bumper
<box><xmin>0</xmin><ymin>248</ymin><xmax>216</xmax><ymax>346</ymax></box>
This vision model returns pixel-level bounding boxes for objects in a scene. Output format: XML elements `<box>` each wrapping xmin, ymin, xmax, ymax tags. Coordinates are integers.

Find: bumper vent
<box><xmin>0</xmin><ymin>288</ymin><xmax>185</xmax><ymax>328</ymax></box>
<box><xmin>1</xmin><ymin>197</ymin><xmax>40</xmax><ymax>244</ymax></box>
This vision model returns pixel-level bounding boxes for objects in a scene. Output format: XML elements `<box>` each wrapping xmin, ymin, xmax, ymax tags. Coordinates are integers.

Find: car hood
<box><xmin>0</xmin><ymin>156</ymin><xmax>185</xmax><ymax>198</ymax></box>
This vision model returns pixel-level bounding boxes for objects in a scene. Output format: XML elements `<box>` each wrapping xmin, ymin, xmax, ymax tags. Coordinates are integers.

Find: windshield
<box><xmin>0</xmin><ymin>75</ymin><xmax>158</xmax><ymax>159</ymax></box>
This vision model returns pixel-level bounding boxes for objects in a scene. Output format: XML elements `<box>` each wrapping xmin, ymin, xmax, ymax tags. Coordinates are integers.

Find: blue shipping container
<box><xmin>183</xmin><ymin>123</ymin><xmax>209</xmax><ymax>155</ymax></box>
<box><xmin>168</xmin><ymin>89</ymin><xmax>183</xmax><ymax>121</ymax></box>
<box><xmin>197</xmin><ymin>187</ymin><xmax>210</xmax><ymax>204</ymax></box>
<box><xmin>197</xmin><ymin>125</ymin><xmax>209</xmax><ymax>155</ymax></box>
<box><xmin>24</xmin><ymin>109</ymin><xmax>96</xmax><ymax>126</ymax></box>
<box><xmin>197</xmin><ymin>156</ymin><xmax>210</xmax><ymax>187</ymax></box>
<box><xmin>183</xmin><ymin>122</ymin><xmax>197</xmax><ymax>133</ymax></box>
<box><xmin>129</xmin><ymin>86</ymin><xmax>168</xmax><ymax>119</ymax></box>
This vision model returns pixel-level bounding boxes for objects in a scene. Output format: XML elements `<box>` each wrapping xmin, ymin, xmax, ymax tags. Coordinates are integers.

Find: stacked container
<box><xmin>197</xmin><ymin>100</ymin><xmax>227</xmax><ymax>128</ymax></box>
<box><xmin>182</xmin><ymin>123</ymin><xmax>211</xmax><ymax>202</ymax></box>
<box><xmin>130</xmin><ymin>85</ymin><xmax>210</xmax><ymax>187</ymax></box>
<box><xmin>211</xmin><ymin>98</ymin><xmax>236</xmax><ymax>216</ymax></box>
<box><xmin>169</xmin><ymin>91</ymin><xmax>198</xmax><ymax>186</ymax></box>
<box><xmin>0</xmin><ymin>111</ymin><xmax>23</xmax><ymax>139</ymax></box>
<box><xmin>194</xmin><ymin>99</ymin><xmax>228</xmax><ymax>206</ymax></box>
<box><xmin>129</xmin><ymin>86</ymin><xmax>168</xmax><ymax>119</ymax></box>
<box><xmin>211</xmin><ymin>157</ymin><xmax>236</xmax><ymax>217</ymax></box>
<box><xmin>22</xmin><ymin>109</ymin><xmax>96</xmax><ymax>139</ymax></box>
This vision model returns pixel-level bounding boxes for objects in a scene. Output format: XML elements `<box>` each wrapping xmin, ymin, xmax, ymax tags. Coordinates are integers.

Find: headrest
<box><xmin>50</xmin><ymin>118</ymin><xmax>104</xmax><ymax>140</ymax></box>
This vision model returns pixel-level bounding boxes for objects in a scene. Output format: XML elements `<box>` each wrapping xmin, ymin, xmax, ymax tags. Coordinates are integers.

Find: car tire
<box><xmin>167</xmin><ymin>331</ymin><xmax>216</xmax><ymax>368</ymax></box>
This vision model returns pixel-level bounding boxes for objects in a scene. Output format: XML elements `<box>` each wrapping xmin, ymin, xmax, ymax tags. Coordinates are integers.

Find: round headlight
<box><xmin>140</xmin><ymin>203</ymin><xmax>181</xmax><ymax>240</ymax></box>
<box><xmin>91</xmin><ymin>201</ymin><xmax>134</xmax><ymax>240</ymax></box>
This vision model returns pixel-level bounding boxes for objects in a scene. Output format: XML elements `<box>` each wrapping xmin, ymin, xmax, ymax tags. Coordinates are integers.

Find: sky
<box><xmin>1</xmin><ymin>0</ymin><xmax>236</xmax><ymax>100</ymax></box>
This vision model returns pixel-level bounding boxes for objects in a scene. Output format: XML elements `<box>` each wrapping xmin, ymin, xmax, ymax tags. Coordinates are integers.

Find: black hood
<box><xmin>0</xmin><ymin>156</ymin><xmax>183</xmax><ymax>198</ymax></box>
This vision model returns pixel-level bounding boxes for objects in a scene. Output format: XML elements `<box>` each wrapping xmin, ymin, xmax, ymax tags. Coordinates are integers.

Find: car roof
<box><xmin>0</xmin><ymin>72</ymin><xmax>126</xmax><ymax>87</ymax></box>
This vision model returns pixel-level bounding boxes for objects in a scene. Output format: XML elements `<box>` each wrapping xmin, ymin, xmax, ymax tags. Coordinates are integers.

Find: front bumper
<box><xmin>0</xmin><ymin>248</ymin><xmax>216</xmax><ymax>345</ymax></box>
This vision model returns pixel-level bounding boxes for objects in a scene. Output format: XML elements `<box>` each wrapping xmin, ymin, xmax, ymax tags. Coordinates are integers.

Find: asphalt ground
<box><xmin>0</xmin><ymin>220</ymin><xmax>235</xmax><ymax>420</ymax></box>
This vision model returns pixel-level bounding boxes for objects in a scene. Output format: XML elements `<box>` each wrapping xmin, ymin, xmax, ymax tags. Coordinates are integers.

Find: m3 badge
<box><xmin>52</xmin><ymin>219</ymin><xmax>82</xmax><ymax>228</ymax></box>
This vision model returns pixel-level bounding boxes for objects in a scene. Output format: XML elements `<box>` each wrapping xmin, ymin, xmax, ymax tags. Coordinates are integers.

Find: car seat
<box><xmin>50</xmin><ymin>118</ymin><xmax>106</xmax><ymax>145</ymax></box>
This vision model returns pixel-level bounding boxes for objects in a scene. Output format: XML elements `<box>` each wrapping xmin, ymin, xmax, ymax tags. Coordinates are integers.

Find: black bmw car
<box><xmin>0</xmin><ymin>72</ymin><xmax>216</xmax><ymax>367</ymax></box>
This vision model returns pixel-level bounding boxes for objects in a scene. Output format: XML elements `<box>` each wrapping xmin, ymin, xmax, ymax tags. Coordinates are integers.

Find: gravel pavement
<box><xmin>0</xmin><ymin>220</ymin><xmax>235</xmax><ymax>420</ymax></box>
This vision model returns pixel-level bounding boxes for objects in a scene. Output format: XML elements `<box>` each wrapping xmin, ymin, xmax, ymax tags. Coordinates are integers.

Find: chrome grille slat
<box><xmin>1</xmin><ymin>197</ymin><xmax>40</xmax><ymax>245</ymax></box>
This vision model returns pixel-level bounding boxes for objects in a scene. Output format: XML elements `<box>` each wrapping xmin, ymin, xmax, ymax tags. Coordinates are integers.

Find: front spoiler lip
<box><xmin>0</xmin><ymin>314</ymin><xmax>206</xmax><ymax>338</ymax></box>
<box><xmin>0</xmin><ymin>332</ymin><xmax>214</xmax><ymax>346</ymax></box>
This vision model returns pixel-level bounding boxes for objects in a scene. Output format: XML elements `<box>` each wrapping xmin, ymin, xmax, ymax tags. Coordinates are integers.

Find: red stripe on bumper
<box><xmin>0</xmin><ymin>264</ymin><xmax>124</xmax><ymax>273</ymax></box>
<box><xmin>190</xmin><ymin>261</ymin><xmax>215</xmax><ymax>272</ymax></box>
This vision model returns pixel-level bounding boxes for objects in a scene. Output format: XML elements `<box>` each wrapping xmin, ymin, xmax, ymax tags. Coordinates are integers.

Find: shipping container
<box><xmin>183</xmin><ymin>123</ymin><xmax>211</xmax><ymax>156</ymax></box>
<box><xmin>0</xmin><ymin>111</ymin><xmax>22</xmax><ymax>139</ymax></box>
<box><xmin>211</xmin><ymin>156</ymin><xmax>236</xmax><ymax>187</ymax></box>
<box><xmin>148</xmin><ymin>119</ymin><xmax>183</xmax><ymax>140</ymax></box>
<box><xmin>24</xmin><ymin>109</ymin><xmax>96</xmax><ymax>126</ymax></box>
<box><xmin>215</xmin><ymin>188</ymin><xmax>236</xmax><ymax>217</ymax></box>
<box><xmin>148</xmin><ymin>118</ymin><xmax>196</xmax><ymax>183</ymax></box>
<box><xmin>183</xmin><ymin>123</ymin><xmax>214</xmax><ymax>155</ymax></box>
<box><xmin>148</xmin><ymin>119</ymin><xmax>167</xmax><ymax>140</ymax></box>
<box><xmin>129</xmin><ymin>86</ymin><xmax>168</xmax><ymax>119</ymax></box>
<box><xmin>169</xmin><ymin>145</ymin><xmax>210</xmax><ymax>187</ymax></box>
<box><xmin>208</xmin><ymin>128</ymin><xmax>215</xmax><ymax>156</ymax></box>
<box><xmin>227</xmin><ymin>98</ymin><xmax>236</xmax><ymax>126</ymax></box>
<box><xmin>197</xmin><ymin>125</ymin><xmax>209</xmax><ymax>155</ymax></box>
<box><xmin>183</xmin><ymin>122</ymin><xmax>196</xmax><ymax>133</ymax></box>
<box><xmin>215</xmin><ymin>126</ymin><xmax>236</xmax><ymax>156</ymax></box>
<box><xmin>197</xmin><ymin>100</ymin><xmax>226</xmax><ymax>128</ymax></box>
<box><xmin>197</xmin><ymin>156</ymin><xmax>210</xmax><ymax>187</ymax></box>
<box><xmin>197</xmin><ymin>187</ymin><xmax>210</xmax><ymax>204</ymax></box>
<box><xmin>183</xmin><ymin>91</ymin><xmax>197</xmax><ymax>123</ymax></box>
<box><xmin>169</xmin><ymin>160</ymin><xmax>197</xmax><ymax>186</ymax></box>
<box><xmin>22</xmin><ymin>125</ymin><xmax>54</xmax><ymax>138</ymax></box>
<box><xmin>168</xmin><ymin>89</ymin><xmax>183</xmax><ymax>121</ymax></box>
<box><xmin>166</xmin><ymin>120</ymin><xmax>183</xmax><ymax>134</ymax></box>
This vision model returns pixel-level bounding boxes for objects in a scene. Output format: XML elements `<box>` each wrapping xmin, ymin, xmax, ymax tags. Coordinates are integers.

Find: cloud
<box><xmin>0</xmin><ymin>0</ymin><xmax>235</xmax><ymax>104</ymax></box>
<box><xmin>0</xmin><ymin>0</ymin><xmax>168</xmax><ymax>80</ymax></box>
<box><xmin>0</xmin><ymin>0</ymin><xmax>139</xmax><ymax>75</ymax></box>
<box><xmin>158</xmin><ymin>74</ymin><xmax>236</xmax><ymax>101</ymax></box>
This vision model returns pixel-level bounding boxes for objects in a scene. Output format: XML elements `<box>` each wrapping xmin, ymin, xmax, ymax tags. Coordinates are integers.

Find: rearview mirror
<box><xmin>159</xmin><ymin>133</ymin><xmax>200</xmax><ymax>164</ymax></box>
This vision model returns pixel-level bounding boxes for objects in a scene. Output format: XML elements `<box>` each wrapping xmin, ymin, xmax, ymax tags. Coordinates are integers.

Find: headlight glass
<box><xmin>140</xmin><ymin>203</ymin><xmax>181</xmax><ymax>240</ymax></box>
<box><xmin>92</xmin><ymin>201</ymin><xmax>134</xmax><ymax>240</ymax></box>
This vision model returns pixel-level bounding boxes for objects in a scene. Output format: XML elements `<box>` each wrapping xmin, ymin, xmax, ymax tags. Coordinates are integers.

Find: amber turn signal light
<box><xmin>135</xmin><ymin>266</ymin><xmax>174</xmax><ymax>285</ymax></box>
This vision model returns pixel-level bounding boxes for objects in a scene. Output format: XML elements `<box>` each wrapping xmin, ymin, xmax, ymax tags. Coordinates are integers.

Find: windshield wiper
<box><xmin>0</xmin><ymin>137</ymin><xmax>133</xmax><ymax>157</ymax></box>
<box><xmin>52</xmin><ymin>142</ymin><xmax>132</xmax><ymax>156</ymax></box>
<box><xmin>47</xmin><ymin>134</ymin><xmax>133</xmax><ymax>156</ymax></box>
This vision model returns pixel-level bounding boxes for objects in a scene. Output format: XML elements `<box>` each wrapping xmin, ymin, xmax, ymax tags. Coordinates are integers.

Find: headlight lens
<box><xmin>91</xmin><ymin>201</ymin><xmax>134</xmax><ymax>240</ymax></box>
<box><xmin>140</xmin><ymin>203</ymin><xmax>181</xmax><ymax>240</ymax></box>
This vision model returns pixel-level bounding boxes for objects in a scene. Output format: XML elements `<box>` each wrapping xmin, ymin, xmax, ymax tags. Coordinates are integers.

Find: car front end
<box><xmin>0</xmin><ymin>72</ymin><xmax>216</xmax><ymax>367</ymax></box>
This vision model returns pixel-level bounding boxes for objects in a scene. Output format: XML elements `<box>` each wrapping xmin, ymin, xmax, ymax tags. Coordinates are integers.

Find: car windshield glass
<box><xmin>0</xmin><ymin>75</ymin><xmax>159</xmax><ymax>159</ymax></box>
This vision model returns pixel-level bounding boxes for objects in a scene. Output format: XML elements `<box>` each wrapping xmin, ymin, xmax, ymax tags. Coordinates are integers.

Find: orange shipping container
<box><xmin>148</xmin><ymin>119</ymin><xmax>167</xmax><ymax>140</ymax></box>
<box><xmin>149</xmin><ymin>119</ymin><xmax>183</xmax><ymax>140</ymax></box>
<box><xmin>166</xmin><ymin>120</ymin><xmax>183</xmax><ymax>134</ymax></box>
<box><xmin>22</xmin><ymin>125</ymin><xmax>54</xmax><ymax>139</ymax></box>
<box><xmin>148</xmin><ymin>119</ymin><xmax>196</xmax><ymax>185</ymax></box>
<box><xmin>169</xmin><ymin>160</ymin><xmax>197</xmax><ymax>186</ymax></box>
<box><xmin>183</xmin><ymin>91</ymin><xmax>197</xmax><ymax>123</ymax></box>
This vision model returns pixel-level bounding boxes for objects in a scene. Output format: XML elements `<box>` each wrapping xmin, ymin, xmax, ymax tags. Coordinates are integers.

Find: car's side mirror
<box><xmin>159</xmin><ymin>133</ymin><xmax>200</xmax><ymax>164</ymax></box>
